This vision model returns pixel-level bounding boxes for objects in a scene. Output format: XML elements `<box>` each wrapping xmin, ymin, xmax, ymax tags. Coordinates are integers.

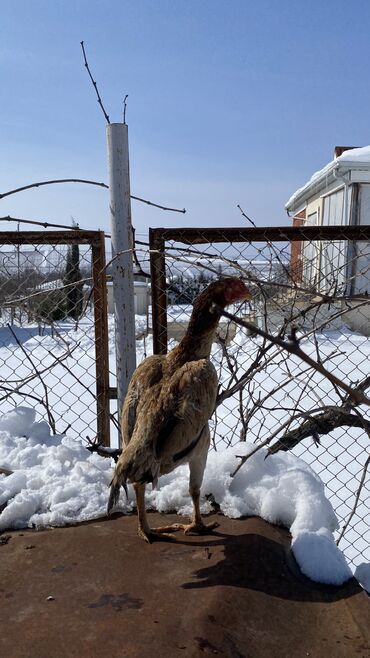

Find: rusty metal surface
<box><xmin>149</xmin><ymin>229</ymin><xmax>168</xmax><ymax>354</ymax></box>
<box><xmin>149</xmin><ymin>224</ymin><xmax>370</xmax><ymax>244</ymax></box>
<box><xmin>1</xmin><ymin>514</ymin><xmax>369</xmax><ymax>658</ymax></box>
<box><xmin>0</xmin><ymin>229</ymin><xmax>103</xmax><ymax>246</ymax></box>
<box><xmin>92</xmin><ymin>231</ymin><xmax>110</xmax><ymax>446</ymax></box>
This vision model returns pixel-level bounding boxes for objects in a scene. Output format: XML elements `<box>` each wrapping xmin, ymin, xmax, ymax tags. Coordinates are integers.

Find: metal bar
<box><xmin>149</xmin><ymin>229</ymin><xmax>168</xmax><ymax>354</ymax></box>
<box><xmin>150</xmin><ymin>224</ymin><xmax>370</xmax><ymax>244</ymax></box>
<box><xmin>109</xmin><ymin>386</ymin><xmax>118</xmax><ymax>400</ymax></box>
<box><xmin>0</xmin><ymin>229</ymin><xmax>101</xmax><ymax>246</ymax></box>
<box><xmin>92</xmin><ymin>232</ymin><xmax>111</xmax><ymax>447</ymax></box>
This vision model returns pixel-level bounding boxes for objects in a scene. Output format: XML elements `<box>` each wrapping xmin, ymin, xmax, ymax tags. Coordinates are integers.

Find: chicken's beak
<box><xmin>225</xmin><ymin>281</ymin><xmax>253</xmax><ymax>304</ymax></box>
<box><xmin>234</xmin><ymin>282</ymin><xmax>253</xmax><ymax>302</ymax></box>
<box><xmin>239</xmin><ymin>287</ymin><xmax>252</xmax><ymax>302</ymax></box>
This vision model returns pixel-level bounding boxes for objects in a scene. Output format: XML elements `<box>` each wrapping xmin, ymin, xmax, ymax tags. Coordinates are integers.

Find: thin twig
<box><xmin>0</xmin><ymin>215</ymin><xmax>108</xmax><ymax>233</ymax></box>
<box><xmin>85</xmin><ymin>436</ymin><xmax>121</xmax><ymax>461</ymax></box>
<box><xmin>336</xmin><ymin>453</ymin><xmax>370</xmax><ymax>545</ymax></box>
<box><xmin>131</xmin><ymin>195</ymin><xmax>186</xmax><ymax>213</ymax></box>
<box><xmin>0</xmin><ymin>385</ymin><xmax>59</xmax><ymax>420</ymax></box>
<box><xmin>80</xmin><ymin>41</ymin><xmax>110</xmax><ymax>123</ymax></box>
<box><xmin>230</xmin><ymin>405</ymin><xmax>341</xmax><ymax>478</ymax></box>
<box><xmin>6</xmin><ymin>324</ymin><xmax>57</xmax><ymax>433</ymax></box>
<box><xmin>0</xmin><ymin>179</ymin><xmax>186</xmax><ymax>213</ymax></box>
<box><xmin>0</xmin><ymin>179</ymin><xmax>108</xmax><ymax>200</ymax></box>
<box><xmin>213</xmin><ymin>305</ymin><xmax>370</xmax><ymax>406</ymax></box>
<box><xmin>268</xmin><ymin>409</ymin><xmax>370</xmax><ymax>455</ymax></box>
<box><xmin>123</xmin><ymin>94</ymin><xmax>128</xmax><ymax>124</ymax></box>
<box><xmin>0</xmin><ymin>344</ymin><xmax>79</xmax><ymax>389</ymax></box>
<box><xmin>237</xmin><ymin>204</ymin><xmax>257</xmax><ymax>227</ymax></box>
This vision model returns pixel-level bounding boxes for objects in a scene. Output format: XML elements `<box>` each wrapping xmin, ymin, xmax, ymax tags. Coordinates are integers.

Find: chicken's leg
<box><xmin>172</xmin><ymin>437</ymin><xmax>219</xmax><ymax>536</ymax></box>
<box><xmin>133</xmin><ymin>483</ymin><xmax>181</xmax><ymax>543</ymax></box>
<box><xmin>179</xmin><ymin>457</ymin><xmax>219</xmax><ymax>535</ymax></box>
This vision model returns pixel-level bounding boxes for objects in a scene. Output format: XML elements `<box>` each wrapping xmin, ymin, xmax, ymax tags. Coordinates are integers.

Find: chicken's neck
<box><xmin>166</xmin><ymin>305</ymin><xmax>221</xmax><ymax>370</ymax></box>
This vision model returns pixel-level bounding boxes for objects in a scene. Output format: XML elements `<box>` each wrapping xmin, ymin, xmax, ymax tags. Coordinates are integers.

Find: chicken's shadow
<box><xmin>178</xmin><ymin>529</ymin><xmax>360</xmax><ymax>603</ymax></box>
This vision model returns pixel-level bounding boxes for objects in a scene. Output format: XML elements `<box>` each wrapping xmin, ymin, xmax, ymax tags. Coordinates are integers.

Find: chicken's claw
<box><xmin>179</xmin><ymin>520</ymin><xmax>220</xmax><ymax>535</ymax></box>
<box><xmin>137</xmin><ymin>524</ymin><xmax>181</xmax><ymax>543</ymax></box>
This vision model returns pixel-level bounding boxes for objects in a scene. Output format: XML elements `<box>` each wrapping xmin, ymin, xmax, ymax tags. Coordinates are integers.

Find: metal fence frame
<box><xmin>0</xmin><ymin>229</ymin><xmax>110</xmax><ymax>446</ymax></box>
<box><xmin>149</xmin><ymin>223</ymin><xmax>370</xmax><ymax>353</ymax></box>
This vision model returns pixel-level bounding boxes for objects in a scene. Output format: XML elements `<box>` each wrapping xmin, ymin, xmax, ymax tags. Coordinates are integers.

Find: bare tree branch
<box><xmin>213</xmin><ymin>305</ymin><xmax>370</xmax><ymax>407</ymax></box>
<box><xmin>80</xmin><ymin>40</ymin><xmax>110</xmax><ymax>123</ymax></box>
<box><xmin>84</xmin><ymin>436</ymin><xmax>121</xmax><ymax>461</ymax></box>
<box><xmin>268</xmin><ymin>409</ymin><xmax>370</xmax><ymax>455</ymax></box>
<box><xmin>0</xmin><ymin>179</ymin><xmax>108</xmax><ymax>199</ymax></box>
<box><xmin>123</xmin><ymin>94</ymin><xmax>128</xmax><ymax>124</ymax></box>
<box><xmin>337</xmin><ymin>453</ymin><xmax>370</xmax><ymax>545</ymax></box>
<box><xmin>0</xmin><ymin>179</ymin><xmax>186</xmax><ymax>213</ymax></box>
<box><xmin>0</xmin><ymin>215</ymin><xmax>95</xmax><ymax>232</ymax></box>
<box><xmin>6</xmin><ymin>324</ymin><xmax>57</xmax><ymax>433</ymax></box>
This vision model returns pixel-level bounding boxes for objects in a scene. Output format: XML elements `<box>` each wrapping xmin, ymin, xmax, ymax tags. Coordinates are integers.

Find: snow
<box><xmin>354</xmin><ymin>563</ymin><xmax>370</xmax><ymax>592</ymax></box>
<box><xmin>338</xmin><ymin>145</ymin><xmax>370</xmax><ymax>163</ymax></box>
<box><xmin>0</xmin><ymin>406</ymin><xmax>353</xmax><ymax>587</ymax></box>
<box><xmin>286</xmin><ymin>144</ymin><xmax>370</xmax><ymax>210</ymax></box>
<box><xmin>0</xmin><ymin>311</ymin><xmax>369</xmax><ymax>591</ymax></box>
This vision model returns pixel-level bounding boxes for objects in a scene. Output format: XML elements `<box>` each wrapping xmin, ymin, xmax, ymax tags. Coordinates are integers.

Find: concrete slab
<box><xmin>1</xmin><ymin>513</ymin><xmax>369</xmax><ymax>658</ymax></box>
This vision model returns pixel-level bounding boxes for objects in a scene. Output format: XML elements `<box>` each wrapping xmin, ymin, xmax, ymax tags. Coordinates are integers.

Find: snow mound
<box><xmin>354</xmin><ymin>563</ymin><xmax>370</xmax><ymax>592</ymax></box>
<box><xmin>0</xmin><ymin>407</ymin><xmax>357</xmax><ymax>588</ymax></box>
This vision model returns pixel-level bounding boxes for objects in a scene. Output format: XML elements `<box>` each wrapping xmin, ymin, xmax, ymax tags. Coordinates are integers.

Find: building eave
<box><xmin>285</xmin><ymin>160</ymin><xmax>370</xmax><ymax>214</ymax></box>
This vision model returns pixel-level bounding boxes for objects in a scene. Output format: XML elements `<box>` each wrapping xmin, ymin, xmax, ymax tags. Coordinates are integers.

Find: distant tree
<box><xmin>167</xmin><ymin>271</ymin><xmax>214</xmax><ymax>304</ymax></box>
<box><xmin>34</xmin><ymin>290</ymin><xmax>66</xmax><ymax>322</ymax></box>
<box><xmin>64</xmin><ymin>235</ymin><xmax>84</xmax><ymax>320</ymax></box>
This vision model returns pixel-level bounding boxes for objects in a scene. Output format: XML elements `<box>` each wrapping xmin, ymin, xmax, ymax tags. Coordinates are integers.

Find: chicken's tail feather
<box><xmin>107</xmin><ymin>443</ymin><xmax>161</xmax><ymax>514</ymax></box>
<box><xmin>107</xmin><ymin>467</ymin><xmax>129</xmax><ymax>515</ymax></box>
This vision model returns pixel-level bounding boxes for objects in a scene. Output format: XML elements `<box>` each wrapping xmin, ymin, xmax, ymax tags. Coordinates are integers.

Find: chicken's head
<box><xmin>223</xmin><ymin>278</ymin><xmax>252</xmax><ymax>305</ymax></box>
<box><xmin>196</xmin><ymin>277</ymin><xmax>252</xmax><ymax>308</ymax></box>
<box><xmin>182</xmin><ymin>277</ymin><xmax>252</xmax><ymax>348</ymax></box>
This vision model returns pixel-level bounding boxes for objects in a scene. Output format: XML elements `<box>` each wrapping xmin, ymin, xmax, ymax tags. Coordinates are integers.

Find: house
<box><xmin>286</xmin><ymin>146</ymin><xmax>370</xmax><ymax>295</ymax></box>
<box><xmin>286</xmin><ymin>146</ymin><xmax>370</xmax><ymax>333</ymax></box>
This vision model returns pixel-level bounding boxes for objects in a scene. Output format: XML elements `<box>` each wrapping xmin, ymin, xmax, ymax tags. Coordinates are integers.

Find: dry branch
<box><xmin>0</xmin><ymin>179</ymin><xmax>107</xmax><ymax>199</ymax></box>
<box><xmin>6</xmin><ymin>324</ymin><xmax>57</xmax><ymax>433</ymax></box>
<box><xmin>0</xmin><ymin>179</ymin><xmax>186</xmax><ymax>213</ymax></box>
<box><xmin>80</xmin><ymin>40</ymin><xmax>110</xmax><ymax>123</ymax></box>
<box><xmin>214</xmin><ymin>305</ymin><xmax>370</xmax><ymax>407</ymax></box>
<box><xmin>336</xmin><ymin>452</ymin><xmax>370</xmax><ymax>545</ymax></box>
<box><xmin>85</xmin><ymin>436</ymin><xmax>121</xmax><ymax>461</ymax></box>
<box><xmin>268</xmin><ymin>409</ymin><xmax>370</xmax><ymax>455</ymax></box>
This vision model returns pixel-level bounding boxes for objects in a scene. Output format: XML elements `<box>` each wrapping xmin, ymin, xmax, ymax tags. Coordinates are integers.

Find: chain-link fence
<box><xmin>0</xmin><ymin>229</ymin><xmax>111</xmax><ymax>446</ymax></box>
<box><xmin>148</xmin><ymin>224</ymin><xmax>370</xmax><ymax>570</ymax></box>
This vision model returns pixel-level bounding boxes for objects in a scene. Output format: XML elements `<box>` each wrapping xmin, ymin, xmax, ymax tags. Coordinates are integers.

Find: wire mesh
<box><xmin>148</xmin><ymin>224</ymin><xmax>370</xmax><ymax>570</ymax></box>
<box><xmin>0</xmin><ymin>230</ymin><xmax>110</xmax><ymax>445</ymax></box>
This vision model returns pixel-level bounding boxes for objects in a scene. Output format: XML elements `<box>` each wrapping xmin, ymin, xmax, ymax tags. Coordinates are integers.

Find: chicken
<box><xmin>108</xmin><ymin>277</ymin><xmax>252</xmax><ymax>542</ymax></box>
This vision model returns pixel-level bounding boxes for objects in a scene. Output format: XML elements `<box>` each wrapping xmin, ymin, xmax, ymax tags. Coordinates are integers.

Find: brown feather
<box><xmin>107</xmin><ymin>277</ymin><xmax>251</xmax><ymax>513</ymax></box>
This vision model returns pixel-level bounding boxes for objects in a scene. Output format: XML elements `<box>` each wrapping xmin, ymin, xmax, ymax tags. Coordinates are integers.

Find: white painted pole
<box><xmin>107</xmin><ymin>123</ymin><xmax>136</xmax><ymax>423</ymax></box>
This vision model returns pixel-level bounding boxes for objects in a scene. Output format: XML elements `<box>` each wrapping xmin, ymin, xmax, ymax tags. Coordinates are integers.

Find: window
<box><xmin>302</xmin><ymin>212</ymin><xmax>319</xmax><ymax>286</ymax></box>
<box><xmin>320</xmin><ymin>189</ymin><xmax>346</xmax><ymax>293</ymax></box>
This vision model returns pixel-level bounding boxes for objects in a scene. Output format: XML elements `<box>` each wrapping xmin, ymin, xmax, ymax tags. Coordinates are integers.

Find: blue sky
<box><xmin>2</xmin><ymin>0</ymin><xmax>370</xmax><ymax>237</ymax></box>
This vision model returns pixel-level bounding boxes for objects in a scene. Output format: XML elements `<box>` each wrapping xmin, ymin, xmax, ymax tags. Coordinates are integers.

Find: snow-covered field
<box><xmin>0</xmin><ymin>311</ymin><xmax>370</xmax><ymax>591</ymax></box>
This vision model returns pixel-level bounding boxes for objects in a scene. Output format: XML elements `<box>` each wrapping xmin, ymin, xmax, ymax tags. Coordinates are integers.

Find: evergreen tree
<box><xmin>64</xmin><ymin>243</ymin><xmax>83</xmax><ymax>320</ymax></box>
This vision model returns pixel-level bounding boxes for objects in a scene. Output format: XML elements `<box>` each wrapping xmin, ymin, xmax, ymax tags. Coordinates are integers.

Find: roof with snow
<box><xmin>286</xmin><ymin>145</ymin><xmax>370</xmax><ymax>213</ymax></box>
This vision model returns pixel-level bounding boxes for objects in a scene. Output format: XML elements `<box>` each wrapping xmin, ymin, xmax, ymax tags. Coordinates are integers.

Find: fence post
<box><xmin>149</xmin><ymin>228</ymin><xmax>168</xmax><ymax>354</ymax></box>
<box><xmin>107</xmin><ymin>123</ymin><xmax>136</xmax><ymax>424</ymax></box>
<box><xmin>92</xmin><ymin>231</ymin><xmax>110</xmax><ymax>446</ymax></box>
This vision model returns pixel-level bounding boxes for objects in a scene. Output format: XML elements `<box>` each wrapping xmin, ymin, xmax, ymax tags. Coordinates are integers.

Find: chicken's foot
<box><xmin>137</xmin><ymin>525</ymin><xmax>179</xmax><ymax>544</ymax></box>
<box><xmin>171</xmin><ymin>520</ymin><xmax>220</xmax><ymax>535</ymax></box>
<box><xmin>134</xmin><ymin>483</ymin><xmax>180</xmax><ymax>543</ymax></box>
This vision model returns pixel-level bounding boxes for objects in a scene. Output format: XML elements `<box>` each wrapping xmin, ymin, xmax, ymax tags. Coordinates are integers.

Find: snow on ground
<box><xmin>0</xmin><ymin>406</ymin><xmax>352</xmax><ymax>587</ymax></box>
<box><xmin>0</xmin><ymin>312</ymin><xmax>369</xmax><ymax>590</ymax></box>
